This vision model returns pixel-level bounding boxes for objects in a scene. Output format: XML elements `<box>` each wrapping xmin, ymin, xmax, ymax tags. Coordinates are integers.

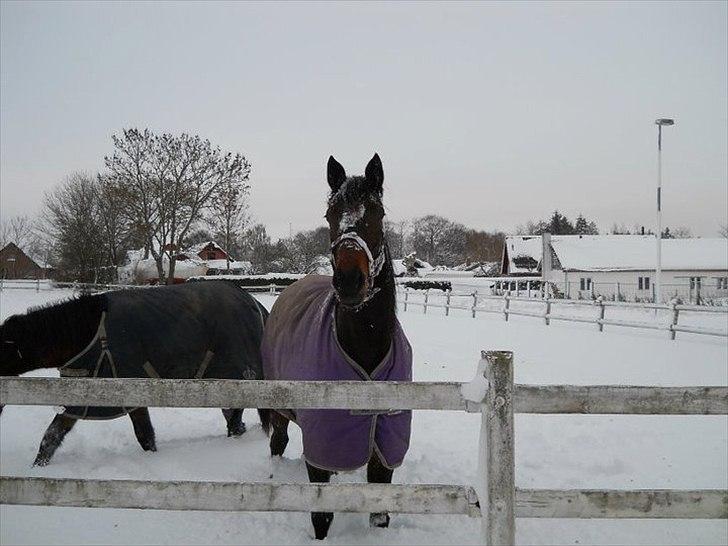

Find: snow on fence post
<box><xmin>483</xmin><ymin>350</ymin><xmax>515</xmax><ymax>546</ymax></box>
<box><xmin>526</xmin><ymin>281</ymin><xmax>531</xmax><ymax>299</ymax></box>
<box><xmin>423</xmin><ymin>290</ymin><xmax>429</xmax><ymax>315</ymax></box>
<box><xmin>472</xmin><ymin>291</ymin><xmax>478</xmax><ymax>319</ymax></box>
<box><xmin>445</xmin><ymin>289</ymin><xmax>451</xmax><ymax>317</ymax></box>
<box><xmin>544</xmin><ymin>299</ymin><xmax>551</xmax><ymax>326</ymax></box>
<box><xmin>670</xmin><ymin>299</ymin><xmax>680</xmax><ymax>341</ymax></box>
<box><xmin>403</xmin><ymin>288</ymin><xmax>409</xmax><ymax>312</ymax></box>
<box><xmin>597</xmin><ymin>296</ymin><xmax>606</xmax><ymax>332</ymax></box>
<box><xmin>503</xmin><ymin>292</ymin><xmax>510</xmax><ymax>322</ymax></box>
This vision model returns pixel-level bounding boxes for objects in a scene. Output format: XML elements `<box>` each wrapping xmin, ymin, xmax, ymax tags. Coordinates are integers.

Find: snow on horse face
<box><xmin>326</xmin><ymin>154</ymin><xmax>386</xmax><ymax>308</ymax></box>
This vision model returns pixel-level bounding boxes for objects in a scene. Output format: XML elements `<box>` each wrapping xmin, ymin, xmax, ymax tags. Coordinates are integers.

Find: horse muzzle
<box><xmin>332</xmin><ymin>241</ymin><xmax>369</xmax><ymax>306</ymax></box>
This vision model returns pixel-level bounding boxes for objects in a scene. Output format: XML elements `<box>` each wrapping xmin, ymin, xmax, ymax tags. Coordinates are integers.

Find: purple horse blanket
<box><xmin>261</xmin><ymin>275</ymin><xmax>412</xmax><ymax>472</ymax></box>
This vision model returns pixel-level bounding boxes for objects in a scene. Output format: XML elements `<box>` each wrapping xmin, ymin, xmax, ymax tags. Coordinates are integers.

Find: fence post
<box><xmin>566</xmin><ymin>280</ymin><xmax>570</xmax><ymax>299</ymax></box>
<box><xmin>269</xmin><ymin>284</ymin><xmax>275</xmax><ymax>295</ymax></box>
<box><xmin>471</xmin><ymin>291</ymin><xmax>478</xmax><ymax>319</ymax></box>
<box><xmin>403</xmin><ymin>288</ymin><xmax>409</xmax><ymax>312</ymax></box>
<box><xmin>482</xmin><ymin>350</ymin><xmax>515</xmax><ymax>546</ymax></box>
<box><xmin>670</xmin><ymin>299</ymin><xmax>679</xmax><ymax>340</ymax></box>
<box><xmin>526</xmin><ymin>281</ymin><xmax>531</xmax><ymax>299</ymax></box>
<box><xmin>503</xmin><ymin>292</ymin><xmax>510</xmax><ymax>322</ymax></box>
<box><xmin>597</xmin><ymin>296</ymin><xmax>605</xmax><ymax>332</ymax></box>
<box><xmin>36</xmin><ymin>279</ymin><xmax>40</xmax><ymax>292</ymax></box>
<box><xmin>445</xmin><ymin>289</ymin><xmax>451</xmax><ymax>317</ymax></box>
<box><xmin>423</xmin><ymin>290</ymin><xmax>429</xmax><ymax>315</ymax></box>
<box><xmin>544</xmin><ymin>298</ymin><xmax>551</xmax><ymax>326</ymax></box>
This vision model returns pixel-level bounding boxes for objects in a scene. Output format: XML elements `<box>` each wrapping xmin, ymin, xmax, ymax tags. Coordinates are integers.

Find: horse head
<box><xmin>326</xmin><ymin>153</ymin><xmax>387</xmax><ymax>308</ymax></box>
<box><xmin>0</xmin><ymin>315</ymin><xmax>27</xmax><ymax>415</ymax></box>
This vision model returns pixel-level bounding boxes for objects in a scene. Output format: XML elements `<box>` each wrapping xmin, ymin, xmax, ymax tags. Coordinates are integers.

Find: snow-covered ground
<box><xmin>1</xmin><ymin>287</ymin><xmax>726</xmax><ymax>545</ymax></box>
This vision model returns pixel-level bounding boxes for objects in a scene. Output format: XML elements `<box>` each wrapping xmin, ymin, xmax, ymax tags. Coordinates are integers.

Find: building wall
<box><xmin>550</xmin><ymin>269</ymin><xmax>728</xmax><ymax>302</ymax></box>
<box><xmin>0</xmin><ymin>244</ymin><xmax>43</xmax><ymax>279</ymax></box>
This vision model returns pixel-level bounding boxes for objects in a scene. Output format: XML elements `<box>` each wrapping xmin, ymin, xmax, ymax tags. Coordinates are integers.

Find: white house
<box><xmin>501</xmin><ymin>235</ymin><xmax>728</xmax><ymax>302</ymax></box>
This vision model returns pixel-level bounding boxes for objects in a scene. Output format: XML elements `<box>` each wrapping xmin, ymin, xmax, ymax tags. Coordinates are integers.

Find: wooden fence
<box><xmin>399</xmin><ymin>288</ymin><xmax>728</xmax><ymax>340</ymax></box>
<box><xmin>1</xmin><ymin>351</ymin><xmax>726</xmax><ymax>544</ymax></box>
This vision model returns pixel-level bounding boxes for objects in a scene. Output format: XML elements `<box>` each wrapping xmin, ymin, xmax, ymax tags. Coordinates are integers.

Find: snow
<box><xmin>505</xmin><ymin>235</ymin><xmax>728</xmax><ymax>274</ymax></box>
<box><xmin>552</xmin><ymin>236</ymin><xmax>728</xmax><ymax>272</ymax></box>
<box><xmin>1</xmin><ymin>287</ymin><xmax>727</xmax><ymax>545</ymax></box>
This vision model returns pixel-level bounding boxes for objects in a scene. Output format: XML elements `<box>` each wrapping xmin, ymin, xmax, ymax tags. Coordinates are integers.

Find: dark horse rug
<box><xmin>60</xmin><ymin>281</ymin><xmax>267</xmax><ymax>419</ymax></box>
<box><xmin>261</xmin><ymin>275</ymin><xmax>412</xmax><ymax>472</ymax></box>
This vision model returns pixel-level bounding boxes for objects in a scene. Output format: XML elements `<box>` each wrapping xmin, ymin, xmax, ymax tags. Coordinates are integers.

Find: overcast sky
<box><xmin>1</xmin><ymin>1</ymin><xmax>726</xmax><ymax>240</ymax></box>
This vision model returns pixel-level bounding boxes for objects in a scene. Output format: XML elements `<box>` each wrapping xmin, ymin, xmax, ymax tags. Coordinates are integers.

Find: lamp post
<box><xmin>654</xmin><ymin>118</ymin><xmax>674</xmax><ymax>303</ymax></box>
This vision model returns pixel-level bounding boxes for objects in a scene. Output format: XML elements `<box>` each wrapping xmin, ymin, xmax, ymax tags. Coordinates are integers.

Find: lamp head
<box><xmin>655</xmin><ymin>118</ymin><xmax>675</xmax><ymax>126</ymax></box>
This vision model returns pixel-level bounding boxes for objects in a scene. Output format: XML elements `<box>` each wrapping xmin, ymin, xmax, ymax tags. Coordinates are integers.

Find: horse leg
<box><xmin>306</xmin><ymin>462</ymin><xmax>334</xmax><ymax>540</ymax></box>
<box><xmin>269</xmin><ymin>411</ymin><xmax>290</xmax><ymax>456</ymax></box>
<box><xmin>129</xmin><ymin>407</ymin><xmax>157</xmax><ymax>452</ymax></box>
<box><xmin>222</xmin><ymin>408</ymin><xmax>246</xmax><ymax>437</ymax></box>
<box><xmin>33</xmin><ymin>413</ymin><xmax>78</xmax><ymax>466</ymax></box>
<box><xmin>367</xmin><ymin>451</ymin><xmax>394</xmax><ymax>528</ymax></box>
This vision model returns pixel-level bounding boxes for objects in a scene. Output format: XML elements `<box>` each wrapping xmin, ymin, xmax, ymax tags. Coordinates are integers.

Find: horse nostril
<box><xmin>334</xmin><ymin>268</ymin><xmax>365</xmax><ymax>297</ymax></box>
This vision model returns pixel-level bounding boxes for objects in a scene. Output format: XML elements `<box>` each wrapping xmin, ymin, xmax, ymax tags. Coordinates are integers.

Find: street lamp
<box><xmin>654</xmin><ymin>117</ymin><xmax>675</xmax><ymax>303</ymax></box>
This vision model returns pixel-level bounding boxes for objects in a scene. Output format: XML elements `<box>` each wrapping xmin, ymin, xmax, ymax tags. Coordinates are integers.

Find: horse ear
<box><xmin>327</xmin><ymin>156</ymin><xmax>346</xmax><ymax>193</ymax></box>
<box><xmin>365</xmin><ymin>153</ymin><xmax>383</xmax><ymax>193</ymax></box>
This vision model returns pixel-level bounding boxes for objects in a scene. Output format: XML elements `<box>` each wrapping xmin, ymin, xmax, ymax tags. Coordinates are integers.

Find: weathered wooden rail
<box><xmin>1</xmin><ymin>352</ymin><xmax>727</xmax><ymax>545</ymax></box>
<box><xmin>399</xmin><ymin>287</ymin><xmax>728</xmax><ymax>340</ymax></box>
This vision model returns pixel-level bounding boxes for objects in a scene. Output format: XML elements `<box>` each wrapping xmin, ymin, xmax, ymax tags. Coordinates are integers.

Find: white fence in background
<box><xmin>399</xmin><ymin>287</ymin><xmax>728</xmax><ymax>340</ymax></box>
<box><xmin>1</xmin><ymin>351</ymin><xmax>726</xmax><ymax>545</ymax></box>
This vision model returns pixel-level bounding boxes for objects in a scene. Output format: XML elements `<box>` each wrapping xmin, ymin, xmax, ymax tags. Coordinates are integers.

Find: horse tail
<box><xmin>257</xmin><ymin>408</ymin><xmax>272</xmax><ymax>435</ymax></box>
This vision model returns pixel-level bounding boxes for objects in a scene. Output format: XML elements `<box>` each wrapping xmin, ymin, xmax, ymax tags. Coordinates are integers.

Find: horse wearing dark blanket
<box><xmin>261</xmin><ymin>154</ymin><xmax>413</xmax><ymax>540</ymax></box>
<box><xmin>0</xmin><ymin>281</ymin><xmax>269</xmax><ymax>466</ymax></box>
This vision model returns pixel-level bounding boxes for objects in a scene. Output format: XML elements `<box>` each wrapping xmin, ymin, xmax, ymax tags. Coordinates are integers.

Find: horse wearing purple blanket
<box><xmin>261</xmin><ymin>154</ymin><xmax>412</xmax><ymax>540</ymax></box>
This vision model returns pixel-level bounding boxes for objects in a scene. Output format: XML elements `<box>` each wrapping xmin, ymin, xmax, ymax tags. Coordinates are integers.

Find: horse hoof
<box><xmin>369</xmin><ymin>512</ymin><xmax>390</xmax><ymax>528</ymax></box>
<box><xmin>32</xmin><ymin>457</ymin><xmax>49</xmax><ymax>467</ymax></box>
<box><xmin>227</xmin><ymin>423</ymin><xmax>247</xmax><ymax>437</ymax></box>
<box><xmin>312</xmin><ymin>512</ymin><xmax>333</xmax><ymax>540</ymax></box>
<box><xmin>141</xmin><ymin>442</ymin><xmax>157</xmax><ymax>452</ymax></box>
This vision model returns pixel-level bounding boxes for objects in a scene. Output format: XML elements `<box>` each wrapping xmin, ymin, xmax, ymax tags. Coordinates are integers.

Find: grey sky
<box><xmin>1</xmin><ymin>1</ymin><xmax>726</xmax><ymax>240</ymax></box>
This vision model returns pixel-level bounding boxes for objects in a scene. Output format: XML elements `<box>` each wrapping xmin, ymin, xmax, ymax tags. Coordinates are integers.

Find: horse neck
<box><xmin>335</xmin><ymin>254</ymin><xmax>397</xmax><ymax>376</ymax></box>
<box><xmin>13</xmin><ymin>297</ymin><xmax>104</xmax><ymax>375</ymax></box>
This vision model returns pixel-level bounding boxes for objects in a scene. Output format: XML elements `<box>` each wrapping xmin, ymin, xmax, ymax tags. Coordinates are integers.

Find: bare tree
<box><xmin>408</xmin><ymin>215</ymin><xmax>466</xmax><ymax>266</ymax></box>
<box><xmin>206</xmin><ymin>178</ymin><xmax>250</xmax><ymax>270</ymax></box>
<box><xmin>0</xmin><ymin>215</ymin><xmax>35</xmax><ymax>250</ymax></box>
<box><xmin>105</xmin><ymin>129</ymin><xmax>251</xmax><ymax>283</ymax></box>
<box><xmin>384</xmin><ymin>220</ymin><xmax>407</xmax><ymax>259</ymax></box>
<box><xmin>41</xmin><ymin>173</ymin><xmax>107</xmax><ymax>282</ymax></box>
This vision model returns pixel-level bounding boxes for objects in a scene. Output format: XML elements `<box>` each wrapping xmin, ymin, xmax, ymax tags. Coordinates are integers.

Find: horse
<box><xmin>0</xmin><ymin>280</ymin><xmax>270</xmax><ymax>466</ymax></box>
<box><xmin>261</xmin><ymin>153</ymin><xmax>412</xmax><ymax>540</ymax></box>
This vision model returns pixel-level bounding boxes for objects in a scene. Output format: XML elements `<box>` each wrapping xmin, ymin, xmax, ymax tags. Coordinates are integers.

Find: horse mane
<box><xmin>12</xmin><ymin>293</ymin><xmax>107</xmax><ymax>360</ymax></box>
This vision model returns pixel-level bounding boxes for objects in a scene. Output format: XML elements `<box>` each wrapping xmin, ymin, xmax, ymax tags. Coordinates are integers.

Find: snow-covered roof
<box><xmin>503</xmin><ymin>235</ymin><xmax>728</xmax><ymax>273</ymax></box>
<box><xmin>552</xmin><ymin>235</ymin><xmax>728</xmax><ymax>272</ymax></box>
<box><xmin>185</xmin><ymin>240</ymin><xmax>230</xmax><ymax>259</ymax></box>
<box><xmin>503</xmin><ymin>236</ymin><xmax>543</xmax><ymax>274</ymax></box>
<box><xmin>205</xmin><ymin>259</ymin><xmax>251</xmax><ymax>271</ymax></box>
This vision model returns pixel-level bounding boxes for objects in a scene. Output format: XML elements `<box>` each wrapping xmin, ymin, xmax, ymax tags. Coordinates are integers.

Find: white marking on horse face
<box><xmin>339</xmin><ymin>204</ymin><xmax>365</xmax><ymax>232</ymax></box>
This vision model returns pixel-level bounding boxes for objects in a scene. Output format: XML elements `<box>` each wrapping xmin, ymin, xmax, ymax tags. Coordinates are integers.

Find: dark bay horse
<box><xmin>0</xmin><ymin>280</ymin><xmax>270</xmax><ymax>466</ymax></box>
<box><xmin>261</xmin><ymin>154</ymin><xmax>412</xmax><ymax>540</ymax></box>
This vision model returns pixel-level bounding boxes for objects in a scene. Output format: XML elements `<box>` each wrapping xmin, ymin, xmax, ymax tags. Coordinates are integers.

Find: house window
<box><xmin>717</xmin><ymin>277</ymin><xmax>728</xmax><ymax>290</ymax></box>
<box><xmin>638</xmin><ymin>276</ymin><xmax>650</xmax><ymax>291</ymax></box>
<box><xmin>690</xmin><ymin>277</ymin><xmax>702</xmax><ymax>290</ymax></box>
<box><xmin>580</xmin><ymin>277</ymin><xmax>592</xmax><ymax>291</ymax></box>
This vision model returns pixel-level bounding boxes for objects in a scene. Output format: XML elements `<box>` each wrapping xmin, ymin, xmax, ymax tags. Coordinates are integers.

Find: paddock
<box><xmin>1</xmin><ymin>288</ymin><xmax>727</xmax><ymax>545</ymax></box>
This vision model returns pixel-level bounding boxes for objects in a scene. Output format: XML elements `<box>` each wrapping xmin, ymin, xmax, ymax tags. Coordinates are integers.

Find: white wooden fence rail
<box><xmin>1</xmin><ymin>352</ymin><xmax>727</xmax><ymax>546</ymax></box>
<box><xmin>398</xmin><ymin>288</ymin><xmax>728</xmax><ymax>340</ymax></box>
